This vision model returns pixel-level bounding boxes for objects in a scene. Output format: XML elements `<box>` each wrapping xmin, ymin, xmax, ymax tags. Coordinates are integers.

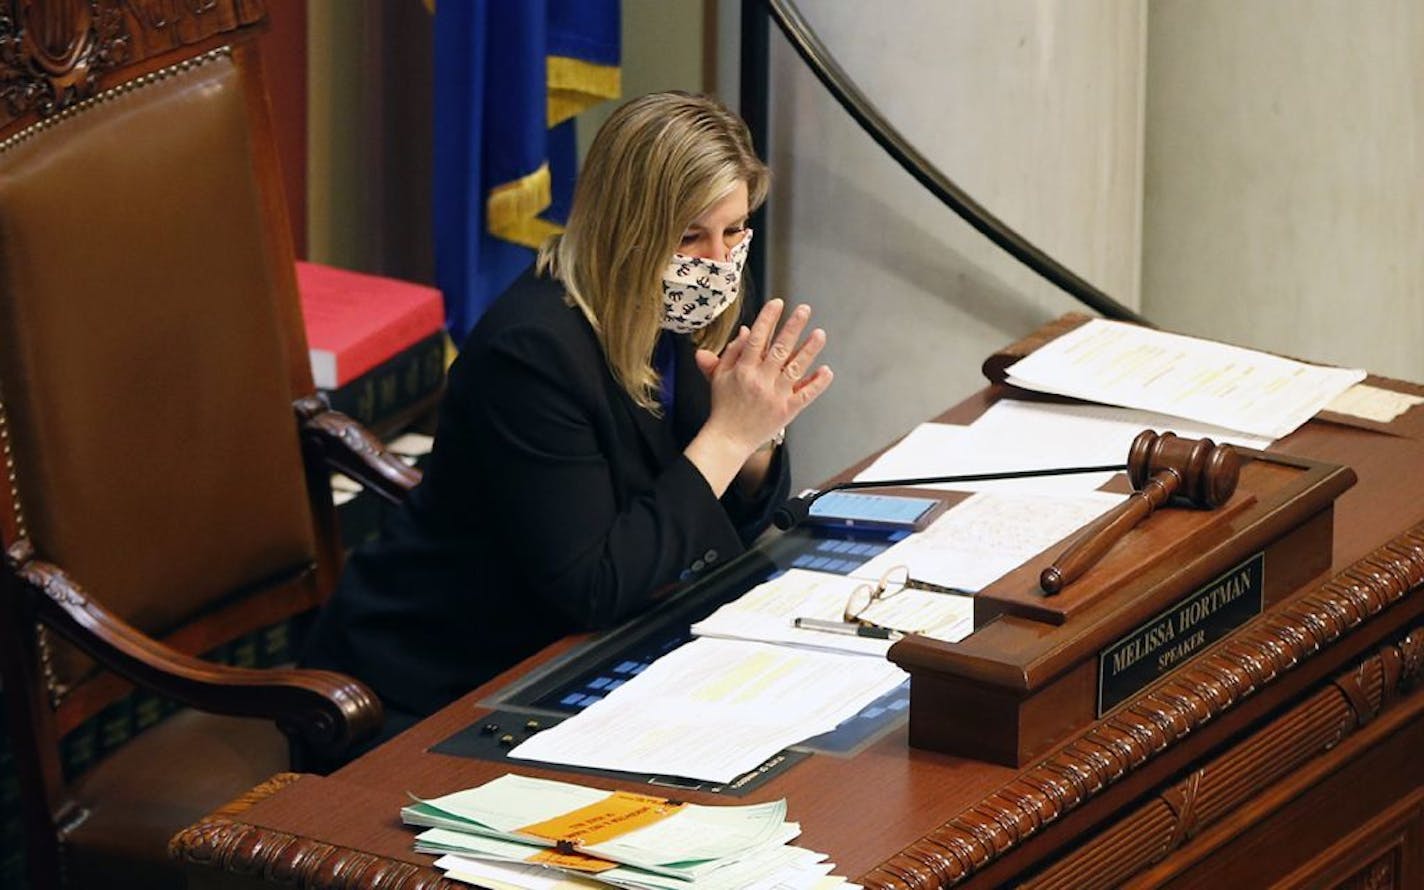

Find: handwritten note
<box><xmin>857</xmin><ymin>491</ymin><xmax>1125</xmax><ymax>592</ymax></box>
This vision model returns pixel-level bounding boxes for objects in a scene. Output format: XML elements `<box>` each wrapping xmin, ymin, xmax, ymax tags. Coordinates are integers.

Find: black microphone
<box><xmin>771</xmin><ymin>464</ymin><xmax>1127</xmax><ymax>530</ymax></box>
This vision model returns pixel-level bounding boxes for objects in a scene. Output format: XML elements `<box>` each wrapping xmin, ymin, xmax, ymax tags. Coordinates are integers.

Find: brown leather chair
<box><xmin>0</xmin><ymin>3</ymin><xmax>420</xmax><ymax>887</ymax></box>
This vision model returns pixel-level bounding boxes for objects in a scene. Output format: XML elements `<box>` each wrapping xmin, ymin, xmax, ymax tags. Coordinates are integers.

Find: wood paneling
<box><xmin>1017</xmin><ymin>629</ymin><xmax>1424</xmax><ymax>889</ymax></box>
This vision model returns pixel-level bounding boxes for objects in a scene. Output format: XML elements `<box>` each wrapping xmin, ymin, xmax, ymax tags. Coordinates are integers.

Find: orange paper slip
<box><xmin>519</xmin><ymin>791</ymin><xmax>686</xmax><ymax>848</ymax></box>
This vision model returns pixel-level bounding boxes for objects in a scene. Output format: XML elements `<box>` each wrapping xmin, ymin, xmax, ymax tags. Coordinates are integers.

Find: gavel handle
<box><xmin>1040</xmin><ymin>469</ymin><xmax>1182</xmax><ymax>594</ymax></box>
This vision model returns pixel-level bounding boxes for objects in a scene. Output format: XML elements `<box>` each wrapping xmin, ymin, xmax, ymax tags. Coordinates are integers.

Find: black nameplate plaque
<box><xmin>1097</xmin><ymin>552</ymin><xmax>1265</xmax><ymax>715</ymax></box>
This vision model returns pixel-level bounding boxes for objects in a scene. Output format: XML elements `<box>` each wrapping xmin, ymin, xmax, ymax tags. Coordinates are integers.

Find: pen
<box><xmin>794</xmin><ymin>617</ymin><xmax>901</xmax><ymax>641</ymax></box>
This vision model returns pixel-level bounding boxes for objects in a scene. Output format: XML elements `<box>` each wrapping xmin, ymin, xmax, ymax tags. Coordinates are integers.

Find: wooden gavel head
<box><xmin>1040</xmin><ymin>430</ymin><xmax>1243</xmax><ymax>594</ymax></box>
<box><xmin>1126</xmin><ymin>430</ymin><xmax>1240</xmax><ymax>508</ymax></box>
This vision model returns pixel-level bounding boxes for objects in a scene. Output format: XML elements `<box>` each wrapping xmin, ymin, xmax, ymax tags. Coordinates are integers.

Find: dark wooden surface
<box><xmin>174</xmin><ymin>335</ymin><xmax>1424</xmax><ymax>889</ymax></box>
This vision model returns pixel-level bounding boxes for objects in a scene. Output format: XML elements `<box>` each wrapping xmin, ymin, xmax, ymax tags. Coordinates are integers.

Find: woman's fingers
<box><xmin>779</xmin><ymin>326</ymin><xmax>825</xmax><ymax>384</ymax></box>
<box><xmin>717</xmin><ymin>325</ymin><xmax>751</xmax><ymax>369</ymax></box>
<box><xmin>792</xmin><ymin>366</ymin><xmax>834</xmax><ymax>406</ymax></box>
<box><xmin>743</xmin><ymin>299</ymin><xmax>784</xmax><ymax>360</ymax></box>
<box><xmin>705</xmin><ymin>300</ymin><xmax>833</xmax><ymax>451</ymax></box>
<box><xmin>693</xmin><ymin>348</ymin><xmax>720</xmax><ymax>380</ymax></box>
<box><xmin>766</xmin><ymin>303</ymin><xmax>811</xmax><ymax>367</ymax></box>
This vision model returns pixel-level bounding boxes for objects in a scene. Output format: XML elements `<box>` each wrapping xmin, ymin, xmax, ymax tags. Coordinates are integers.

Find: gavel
<box><xmin>1039</xmin><ymin>430</ymin><xmax>1241</xmax><ymax>594</ymax></box>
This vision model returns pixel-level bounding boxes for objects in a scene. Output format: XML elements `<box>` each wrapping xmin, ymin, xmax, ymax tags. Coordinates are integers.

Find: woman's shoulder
<box><xmin>461</xmin><ymin>267</ymin><xmax>583</xmax><ymax>340</ymax></box>
<box><xmin>475</xmin><ymin>268</ymin><xmax>571</xmax><ymax>325</ymax></box>
<box><xmin>451</xmin><ymin>267</ymin><xmax>601</xmax><ymax>381</ymax></box>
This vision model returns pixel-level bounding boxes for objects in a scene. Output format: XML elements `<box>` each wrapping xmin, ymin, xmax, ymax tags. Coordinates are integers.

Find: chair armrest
<box><xmin>8</xmin><ymin>542</ymin><xmax>383</xmax><ymax>766</ymax></box>
<box><xmin>295</xmin><ymin>395</ymin><xmax>422</xmax><ymax>506</ymax></box>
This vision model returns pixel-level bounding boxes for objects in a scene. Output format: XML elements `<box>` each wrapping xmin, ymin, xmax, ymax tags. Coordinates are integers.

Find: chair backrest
<box><xmin>0</xmin><ymin>0</ymin><xmax>346</xmax><ymax>862</ymax></box>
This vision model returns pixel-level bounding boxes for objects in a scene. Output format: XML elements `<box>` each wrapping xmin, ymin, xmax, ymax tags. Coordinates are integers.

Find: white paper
<box><xmin>1002</xmin><ymin>318</ymin><xmax>1365</xmax><ymax>438</ymax></box>
<box><xmin>434</xmin><ymin>854</ymin><xmax>601</xmax><ymax>889</ymax></box>
<box><xmin>690</xmin><ymin>568</ymin><xmax>973</xmax><ymax>653</ymax></box>
<box><xmin>424</xmin><ymin>823</ymin><xmax>808</xmax><ymax>889</ymax></box>
<box><xmin>1324</xmin><ymin>383</ymin><xmax>1424</xmax><ymax>423</ymax></box>
<box><xmin>508</xmin><ymin>639</ymin><xmax>907</xmax><ymax>783</ymax></box>
<box><xmin>603</xmin><ymin>842</ymin><xmax>826</xmax><ymax>890</ymax></box>
<box><xmin>966</xmin><ymin>399</ymin><xmax>1274</xmax><ymax>455</ymax></box>
<box><xmin>857</xmin><ymin>491</ymin><xmax>1125</xmax><ymax>592</ymax></box>
<box><xmin>854</xmin><ymin>402</ymin><xmax>1272</xmax><ymax>497</ymax></box>
<box><xmin>853</xmin><ymin>422</ymin><xmax>1118</xmax><ymax>496</ymax></box>
<box><xmin>434</xmin><ymin>842</ymin><xmax>837</xmax><ymax>890</ymax></box>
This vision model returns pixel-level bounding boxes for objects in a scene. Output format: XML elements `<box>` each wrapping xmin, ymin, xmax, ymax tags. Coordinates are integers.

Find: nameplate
<box><xmin>1097</xmin><ymin>552</ymin><xmax>1265</xmax><ymax>716</ymax></box>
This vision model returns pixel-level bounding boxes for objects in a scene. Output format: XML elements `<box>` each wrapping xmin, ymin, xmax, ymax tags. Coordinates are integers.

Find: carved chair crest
<box><xmin>0</xmin><ymin>0</ymin><xmax>265</xmax><ymax>133</ymax></box>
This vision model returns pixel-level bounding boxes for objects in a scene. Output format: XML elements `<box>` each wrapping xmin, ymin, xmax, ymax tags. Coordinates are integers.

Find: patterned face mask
<box><xmin>659</xmin><ymin>229</ymin><xmax>753</xmax><ymax>334</ymax></box>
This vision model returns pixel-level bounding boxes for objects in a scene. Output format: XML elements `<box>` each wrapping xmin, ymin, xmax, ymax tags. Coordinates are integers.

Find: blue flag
<box><xmin>433</xmin><ymin>0</ymin><xmax>621</xmax><ymax>341</ymax></box>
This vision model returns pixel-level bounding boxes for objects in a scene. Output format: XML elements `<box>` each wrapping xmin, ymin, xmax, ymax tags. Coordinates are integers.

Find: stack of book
<box><xmin>402</xmin><ymin>773</ymin><xmax>860</xmax><ymax>889</ymax></box>
<box><xmin>296</xmin><ymin>261</ymin><xmax>447</xmax><ymax>435</ymax></box>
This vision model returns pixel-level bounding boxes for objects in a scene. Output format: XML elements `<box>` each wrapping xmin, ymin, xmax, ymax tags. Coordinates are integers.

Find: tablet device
<box><xmin>804</xmin><ymin>491</ymin><xmax>942</xmax><ymax>532</ymax></box>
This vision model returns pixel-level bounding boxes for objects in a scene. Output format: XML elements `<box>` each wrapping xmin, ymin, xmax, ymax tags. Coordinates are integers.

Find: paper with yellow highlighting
<box><xmin>507</xmin><ymin>639</ymin><xmax>906</xmax><ymax>783</ymax></box>
<box><xmin>1003</xmin><ymin>319</ymin><xmax>1365</xmax><ymax>438</ymax></box>
<box><xmin>518</xmin><ymin>791</ymin><xmax>684</xmax><ymax>850</ymax></box>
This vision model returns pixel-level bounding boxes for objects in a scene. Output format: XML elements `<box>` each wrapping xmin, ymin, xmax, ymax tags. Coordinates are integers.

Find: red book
<box><xmin>296</xmin><ymin>261</ymin><xmax>446</xmax><ymax>389</ymax></box>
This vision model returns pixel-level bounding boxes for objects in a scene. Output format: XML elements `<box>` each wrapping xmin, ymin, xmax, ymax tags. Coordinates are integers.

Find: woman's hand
<box><xmin>684</xmin><ymin>299</ymin><xmax>834</xmax><ymax>497</ymax></box>
<box><xmin>698</xmin><ymin>298</ymin><xmax>833</xmax><ymax>451</ymax></box>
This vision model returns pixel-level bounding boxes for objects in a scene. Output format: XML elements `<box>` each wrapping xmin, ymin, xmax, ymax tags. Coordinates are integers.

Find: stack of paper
<box><xmin>1001</xmin><ymin>318</ymin><xmax>1365</xmax><ymax>438</ymax></box>
<box><xmin>507</xmin><ymin>638</ymin><xmax>907</xmax><ymax>783</ymax></box>
<box><xmin>404</xmin><ymin>774</ymin><xmax>860</xmax><ymax>889</ymax></box>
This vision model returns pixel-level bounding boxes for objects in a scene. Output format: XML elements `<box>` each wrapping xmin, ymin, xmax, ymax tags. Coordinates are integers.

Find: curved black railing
<box><xmin>749</xmin><ymin>0</ymin><xmax>1150</xmax><ymax>326</ymax></box>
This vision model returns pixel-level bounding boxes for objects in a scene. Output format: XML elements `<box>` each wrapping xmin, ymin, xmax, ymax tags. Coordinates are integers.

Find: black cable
<box><xmin>759</xmin><ymin>0</ymin><xmax>1151</xmax><ymax>326</ymax></box>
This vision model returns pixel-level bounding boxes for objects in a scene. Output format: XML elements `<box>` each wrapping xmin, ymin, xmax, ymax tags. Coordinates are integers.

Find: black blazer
<box><xmin>304</xmin><ymin>269</ymin><xmax>789</xmax><ymax>720</ymax></box>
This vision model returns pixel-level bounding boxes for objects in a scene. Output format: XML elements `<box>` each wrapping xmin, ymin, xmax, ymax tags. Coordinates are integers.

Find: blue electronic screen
<box><xmin>806</xmin><ymin>491</ymin><xmax>940</xmax><ymax>530</ymax></box>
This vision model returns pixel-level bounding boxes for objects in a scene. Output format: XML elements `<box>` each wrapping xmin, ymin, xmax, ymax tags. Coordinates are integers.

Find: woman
<box><xmin>303</xmin><ymin>92</ymin><xmax>833</xmax><ymax>741</ymax></box>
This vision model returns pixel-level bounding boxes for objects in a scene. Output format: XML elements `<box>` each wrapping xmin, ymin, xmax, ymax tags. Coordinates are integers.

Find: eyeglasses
<box><xmin>843</xmin><ymin>565</ymin><xmax>961</xmax><ymax>632</ymax></box>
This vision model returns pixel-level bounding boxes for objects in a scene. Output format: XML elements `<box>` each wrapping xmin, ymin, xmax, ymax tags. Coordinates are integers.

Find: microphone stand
<box><xmin>772</xmin><ymin>464</ymin><xmax>1127</xmax><ymax>530</ymax></box>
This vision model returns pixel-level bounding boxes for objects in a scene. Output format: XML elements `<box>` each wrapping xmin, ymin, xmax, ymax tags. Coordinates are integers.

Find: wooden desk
<box><xmin>173</xmin><ymin>367</ymin><xmax>1424</xmax><ymax>889</ymax></box>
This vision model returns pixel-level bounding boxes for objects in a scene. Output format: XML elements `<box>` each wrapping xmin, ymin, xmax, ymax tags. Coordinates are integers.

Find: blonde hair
<box><xmin>538</xmin><ymin>92</ymin><xmax>770</xmax><ymax>411</ymax></box>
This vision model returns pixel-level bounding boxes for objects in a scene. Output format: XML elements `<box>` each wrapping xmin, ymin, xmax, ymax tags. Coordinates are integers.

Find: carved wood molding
<box><xmin>0</xmin><ymin>0</ymin><xmax>127</xmax><ymax>119</ymax></box>
<box><xmin>859</xmin><ymin>525</ymin><xmax>1424</xmax><ymax>889</ymax></box>
<box><xmin>296</xmin><ymin>396</ymin><xmax>423</xmax><ymax>506</ymax></box>
<box><xmin>1340</xmin><ymin>852</ymin><xmax>1399</xmax><ymax>890</ymax></box>
<box><xmin>8</xmin><ymin>546</ymin><xmax>385</xmax><ymax>760</ymax></box>
<box><xmin>0</xmin><ymin>0</ymin><xmax>263</xmax><ymax>133</ymax></box>
<box><xmin>1018</xmin><ymin>625</ymin><xmax>1424</xmax><ymax>890</ymax></box>
<box><xmin>171</xmin><ymin>773</ymin><xmax>464</xmax><ymax>890</ymax></box>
